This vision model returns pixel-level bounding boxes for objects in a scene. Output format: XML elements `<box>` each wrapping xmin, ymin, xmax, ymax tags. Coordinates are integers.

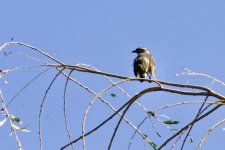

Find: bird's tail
<box><xmin>139</xmin><ymin>74</ymin><xmax>146</xmax><ymax>82</ymax></box>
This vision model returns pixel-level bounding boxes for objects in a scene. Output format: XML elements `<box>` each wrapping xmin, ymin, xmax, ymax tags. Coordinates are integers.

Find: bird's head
<box><xmin>132</xmin><ymin>47</ymin><xmax>149</xmax><ymax>54</ymax></box>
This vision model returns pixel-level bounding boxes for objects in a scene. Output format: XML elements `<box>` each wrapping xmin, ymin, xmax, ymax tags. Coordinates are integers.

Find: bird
<box><xmin>132</xmin><ymin>47</ymin><xmax>156</xmax><ymax>82</ymax></box>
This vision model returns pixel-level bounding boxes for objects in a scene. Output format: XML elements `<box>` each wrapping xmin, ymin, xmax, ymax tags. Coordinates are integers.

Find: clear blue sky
<box><xmin>1</xmin><ymin>0</ymin><xmax>225</xmax><ymax>150</ymax></box>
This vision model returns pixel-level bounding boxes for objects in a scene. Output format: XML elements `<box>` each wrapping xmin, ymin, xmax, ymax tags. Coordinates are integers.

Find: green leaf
<box><xmin>110</xmin><ymin>93</ymin><xmax>116</xmax><ymax>97</ymax></box>
<box><xmin>10</xmin><ymin>115</ymin><xmax>21</xmax><ymax>124</ymax></box>
<box><xmin>11</xmin><ymin>124</ymin><xmax>31</xmax><ymax>133</ymax></box>
<box><xmin>18</xmin><ymin>127</ymin><xmax>31</xmax><ymax>133</ymax></box>
<box><xmin>0</xmin><ymin>118</ymin><xmax>7</xmax><ymax>126</ymax></box>
<box><xmin>163</xmin><ymin>120</ymin><xmax>180</xmax><ymax>125</ymax></box>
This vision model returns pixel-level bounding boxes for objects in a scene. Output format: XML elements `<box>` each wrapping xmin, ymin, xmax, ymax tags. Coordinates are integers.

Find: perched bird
<box><xmin>132</xmin><ymin>47</ymin><xmax>156</xmax><ymax>82</ymax></box>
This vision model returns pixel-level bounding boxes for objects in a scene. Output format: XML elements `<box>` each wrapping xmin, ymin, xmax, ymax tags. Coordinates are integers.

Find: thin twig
<box><xmin>59</xmin><ymin>69</ymin><xmax>154</xmax><ymax>149</ymax></box>
<box><xmin>38</xmin><ymin>68</ymin><xmax>65</xmax><ymax>150</ymax></box>
<box><xmin>61</xmin><ymin>85</ymin><xmax>225</xmax><ymax>149</ymax></box>
<box><xmin>158</xmin><ymin>104</ymin><xmax>222</xmax><ymax>149</ymax></box>
<box><xmin>5</xmin><ymin>68</ymin><xmax>51</xmax><ymax>108</ymax></box>
<box><xmin>171</xmin><ymin>129</ymin><xmax>187</xmax><ymax>150</ymax></box>
<box><xmin>180</xmin><ymin>96</ymin><xmax>209</xmax><ymax>149</ymax></box>
<box><xmin>82</xmin><ymin>79</ymin><xmax>129</xmax><ymax>150</ymax></box>
<box><xmin>0</xmin><ymin>90</ymin><xmax>23</xmax><ymax>150</ymax></box>
<box><xmin>108</xmin><ymin>86</ymin><xmax>225</xmax><ymax>149</ymax></box>
<box><xmin>63</xmin><ymin>70</ymin><xmax>75</xmax><ymax>150</ymax></box>
<box><xmin>108</xmin><ymin>87</ymin><xmax>165</xmax><ymax>150</ymax></box>
<box><xmin>197</xmin><ymin>118</ymin><xmax>225</xmax><ymax>150</ymax></box>
<box><xmin>180</xmin><ymin>67</ymin><xmax>225</xmax><ymax>86</ymax></box>
<box><xmin>1</xmin><ymin>42</ymin><xmax>225</xmax><ymax>150</ymax></box>
<box><xmin>1</xmin><ymin>64</ymin><xmax>49</xmax><ymax>75</ymax></box>
<box><xmin>0</xmin><ymin>42</ymin><xmax>64</xmax><ymax>65</ymax></box>
<box><xmin>154</xmin><ymin>101</ymin><xmax>219</xmax><ymax>113</ymax></box>
<box><xmin>128</xmin><ymin>117</ymin><xmax>148</xmax><ymax>150</ymax></box>
<box><xmin>77</xmin><ymin>63</ymin><xmax>151</xmax><ymax>114</ymax></box>
<box><xmin>17</xmin><ymin>52</ymin><xmax>47</xmax><ymax>64</ymax></box>
<box><xmin>60</xmin><ymin>92</ymin><xmax>135</xmax><ymax>150</ymax></box>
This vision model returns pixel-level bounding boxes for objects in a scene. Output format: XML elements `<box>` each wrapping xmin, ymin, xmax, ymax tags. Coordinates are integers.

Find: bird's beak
<box><xmin>132</xmin><ymin>50</ymin><xmax>137</xmax><ymax>53</ymax></box>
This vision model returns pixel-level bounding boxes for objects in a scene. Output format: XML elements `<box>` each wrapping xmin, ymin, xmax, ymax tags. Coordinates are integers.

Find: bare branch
<box><xmin>0</xmin><ymin>42</ymin><xmax>64</xmax><ymax>65</ymax></box>
<box><xmin>77</xmin><ymin>64</ymin><xmax>151</xmax><ymax>117</ymax></box>
<box><xmin>108</xmin><ymin>86</ymin><xmax>225</xmax><ymax>149</ymax></box>
<box><xmin>197</xmin><ymin>118</ymin><xmax>225</xmax><ymax>150</ymax></box>
<box><xmin>180</xmin><ymin>96</ymin><xmax>209</xmax><ymax>149</ymax></box>
<box><xmin>63</xmin><ymin>70</ymin><xmax>75</xmax><ymax>150</ymax></box>
<box><xmin>60</xmin><ymin>91</ymin><xmax>134</xmax><ymax>150</ymax></box>
<box><xmin>5</xmin><ymin>67</ymin><xmax>51</xmax><ymax>108</ymax></box>
<box><xmin>158</xmin><ymin>104</ymin><xmax>222</xmax><ymax>149</ymax></box>
<box><xmin>1</xmin><ymin>42</ymin><xmax>225</xmax><ymax>150</ymax></box>
<box><xmin>38</xmin><ymin>68</ymin><xmax>65</xmax><ymax>150</ymax></box>
<box><xmin>128</xmin><ymin>116</ymin><xmax>148</xmax><ymax>150</ymax></box>
<box><xmin>0</xmin><ymin>90</ymin><xmax>23</xmax><ymax>150</ymax></box>
<box><xmin>178</xmin><ymin>67</ymin><xmax>225</xmax><ymax>86</ymax></box>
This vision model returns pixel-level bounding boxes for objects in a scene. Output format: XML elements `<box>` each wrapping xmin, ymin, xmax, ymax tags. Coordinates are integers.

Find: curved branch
<box><xmin>55</xmin><ymin>64</ymin><xmax>222</xmax><ymax>95</ymax></box>
<box><xmin>107</xmin><ymin>86</ymin><xmax>225</xmax><ymax>149</ymax></box>
<box><xmin>0</xmin><ymin>91</ymin><xmax>23</xmax><ymax>150</ymax></box>
<box><xmin>0</xmin><ymin>42</ymin><xmax>64</xmax><ymax>65</ymax></box>
<box><xmin>63</xmin><ymin>70</ymin><xmax>75</xmax><ymax>150</ymax></box>
<box><xmin>158</xmin><ymin>104</ymin><xmax>222</xmax><ymax>149</ymax></box>
<box><xmin>180</xmin><ymin>96</ymin><xmax>209</xmax><ymax>149</ymax></box>
<box><xmin>2</xmin><ymin>42</ymin><xmax>225</xmax><ymax>150</ymax></box>
<box><xmin>60</xmin><ymin>93</ymin><xmax>133</xmax><ymax>150</ymax></box>
<box><xmin>82</xmin><ymin>79</ymin><xmax>129</xmax><ymax>150</ymax></box>
<box><xmin>197</xmin><ymin>118</ymin><xmax>225</xmax><ymax>150</ymax></box>
<box><xmin>38</xmin><ymin>68</ymin><xmax>65</xmax><ymax>150</ymax></box>
<box><xmin>6</xmin><ymin>68</ymin><xmax>51</xmax><ymax>108</ymax></box>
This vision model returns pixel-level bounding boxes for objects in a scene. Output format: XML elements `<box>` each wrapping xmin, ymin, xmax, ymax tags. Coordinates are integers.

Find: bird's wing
<box><xmin>148</xmin><ymin>54</ymin><xmax>156</xmax><ymax>78</ymax></box>
<box><xmin>133</xmin><ymin>58</ymin><xmax>138</xmax><ymax>77</ymax></box>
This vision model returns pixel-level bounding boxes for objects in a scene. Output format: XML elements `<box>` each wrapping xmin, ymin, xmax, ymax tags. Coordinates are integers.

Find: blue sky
<box><xmin>1</xmin><ymin>0</ymin><xmax>225</xmax><ymax>150</ymax></box>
